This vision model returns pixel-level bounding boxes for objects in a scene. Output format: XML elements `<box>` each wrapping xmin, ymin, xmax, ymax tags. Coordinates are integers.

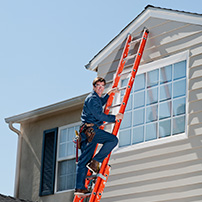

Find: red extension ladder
<box><xmin>73</xmin><ymin>29</ymin><xmax>149</xmax><ymax>202</ymax></box>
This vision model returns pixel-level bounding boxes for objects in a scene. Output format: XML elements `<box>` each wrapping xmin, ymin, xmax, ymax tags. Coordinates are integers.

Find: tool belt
<box><xmin>80</xmin><ymin>123</ymin><xmax>96</xmax><ymax>144</ymax></box>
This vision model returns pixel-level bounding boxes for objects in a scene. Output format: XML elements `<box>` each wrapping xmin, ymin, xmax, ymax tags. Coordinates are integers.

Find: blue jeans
<box><xmin>75</xmin><ymin>126</ymin><xmax>118</xmax><ymax>189</ymax></box>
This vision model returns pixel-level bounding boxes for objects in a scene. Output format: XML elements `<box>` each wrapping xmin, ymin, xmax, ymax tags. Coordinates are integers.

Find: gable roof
<box><xmin>0</xmin><ymin>194</ymin><xmax>36</xmax><ymax>202</ymax></box>
<box><xmin>85</xmin><ymin>5</ymin><xmax>202</xmax><ymax>71</ymax></box>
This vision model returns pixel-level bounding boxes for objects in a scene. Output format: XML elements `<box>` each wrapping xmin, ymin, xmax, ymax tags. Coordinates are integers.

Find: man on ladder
<box><xmin>74</xmin><ymin>77</ymin><xmax>124</xmax><ymax>196</ymax></box>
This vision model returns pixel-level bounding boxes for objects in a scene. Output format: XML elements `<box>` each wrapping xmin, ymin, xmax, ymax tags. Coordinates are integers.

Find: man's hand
<box><xmin>115</xmin><ymin>113</ymin><xmax>124</xmax><ymax>121</ymax></box>
<box><xmin>107</xmin><ymin>87</ymin><xmax>120</xmax><ymax>95</ymax></box>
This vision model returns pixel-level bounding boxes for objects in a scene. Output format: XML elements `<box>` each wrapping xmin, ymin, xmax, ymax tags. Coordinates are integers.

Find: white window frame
<box><xmin>113</xmin><ymin>50</ymin><xmax>189</xmax><ymax>154</ymax></box>
<box><xmin>55</xmin><ymin>121</ymin><xmax>81</xmax><ymax>194</ymax></box>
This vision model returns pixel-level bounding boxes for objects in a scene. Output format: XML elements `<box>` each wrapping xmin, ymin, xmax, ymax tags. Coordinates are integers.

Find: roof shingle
<box><xmin>0</xmin><ymin>194</ymin><xmax>36</xmax><ymax>202</ymax></box>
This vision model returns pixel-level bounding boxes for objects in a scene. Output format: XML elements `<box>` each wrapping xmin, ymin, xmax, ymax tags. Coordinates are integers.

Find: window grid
<box><xmin>119</xmin><ymin>60</ymin><xmax>186</xmax><ymax>147</ymax></box>
<box><xmin>58</xmin><ymin>125</ymin><xmax>80</xmax><ymax>161</ymax></box>
<box><xmin>56</xmin><ymin>123</ymin><xmax>80</xmax><ymax>192</ymax></box>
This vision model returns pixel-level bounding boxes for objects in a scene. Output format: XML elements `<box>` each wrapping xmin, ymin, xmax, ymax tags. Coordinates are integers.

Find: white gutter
<box><xmin>8</xmin><ymin>122</ymin><xmax>22</xmax><ymax>198</ymax></box>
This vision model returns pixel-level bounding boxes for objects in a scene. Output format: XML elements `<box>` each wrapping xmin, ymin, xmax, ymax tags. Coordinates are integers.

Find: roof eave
<box><xmin>5</xmin><ymin>93</ymin><xmax>88</xmax><ymax>124</ymax></box>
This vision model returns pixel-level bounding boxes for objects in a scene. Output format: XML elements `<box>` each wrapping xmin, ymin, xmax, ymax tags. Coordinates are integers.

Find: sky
<box><xmin>0</xmin><ymin>0</ymin><xmax>201</xmax><ymax>197</ymax></box>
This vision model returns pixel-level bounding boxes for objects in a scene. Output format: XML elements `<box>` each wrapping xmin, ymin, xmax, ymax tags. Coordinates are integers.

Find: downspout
<box><xmin>8</xmin><ymin>122</ymin><xmax>22</xmax><ymax>198</ymax></box>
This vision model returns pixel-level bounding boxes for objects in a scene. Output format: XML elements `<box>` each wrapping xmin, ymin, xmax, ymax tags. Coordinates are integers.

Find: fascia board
<box><xmin>5</xmin><ymin>93</ymin><xmax>88</xmax><ymax>124</ymax></box>
<box><xmin>149</xmin><ymin>7</ymin><xmax>202</xmax><ymax>26</ymax></box>
<box><xmin>86</xmin><ymin>7</ymin><xmax>202</xmax><ymax>72</ymax></box>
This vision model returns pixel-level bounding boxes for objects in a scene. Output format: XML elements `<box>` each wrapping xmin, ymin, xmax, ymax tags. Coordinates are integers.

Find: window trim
<box><xmin>55</xmin><ymin>121</ymin><xmax>81</xmax><ymax>194</ymax></box>
<box><xmin>113</xmin><ymin>50</ymin><xmax>189</xmax><ymax>153</ymax></box>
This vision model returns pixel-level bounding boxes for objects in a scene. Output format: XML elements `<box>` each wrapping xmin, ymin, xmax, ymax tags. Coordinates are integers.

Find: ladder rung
<box><xmin>124</xmin><ymin>63</ymin><xmax>133</xmax><ymax>69</ymax></box>
<box><xmin>130</xmin><ymin>38</ymin><xmax>141</xmax><ymax>45</ymax></box>
<box><xmin>108</xmin><ymin>103</ymin><xmax>121</xmax><ymax>109</ymax></box>
<box><xmin>119</xmin><ymin>86</ymin><xmax>127</xmax><ymax>91</ymax></box>
<box><xmin>106</xmin><ymin>79</ymin><xmax>114</xmax><ymax>84</ymax></box>
<box><xmin>124</xmin><ymin>53</ymin><xmax>137</xmax><ymax>61</ymax></box>
<box><xmin>119</xmin><ymin>70</ymin><xmax>131</xmax><ymax>77</ymax></box>
<box><xmin>102</xmin><ymin>122</ymin><xmax>114</xmax><ymax>126</ymax></box>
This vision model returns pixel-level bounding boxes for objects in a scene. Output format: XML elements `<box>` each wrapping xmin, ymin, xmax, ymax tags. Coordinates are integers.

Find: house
<box><xmin>5</xmin><ymin>5</ymin><xmax>202</xmax><ymax>202</ymax></box>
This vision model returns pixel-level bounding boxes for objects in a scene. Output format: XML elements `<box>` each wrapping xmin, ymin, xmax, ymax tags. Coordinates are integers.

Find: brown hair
<box><xmin>92</xmin><ymin>77</ymin><xmax>106</xmax><ymax>87</ymax></box>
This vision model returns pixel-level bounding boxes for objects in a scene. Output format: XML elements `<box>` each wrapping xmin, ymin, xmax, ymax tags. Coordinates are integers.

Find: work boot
<box><xmin>74</xmin><ymin>188</ymin><xmax>91</xmax><ymax>196</ymax></box>
<box><xmin>86</xmin><ymin>159</ymin><xmax>100</xmax><ymax>174</ymax></box>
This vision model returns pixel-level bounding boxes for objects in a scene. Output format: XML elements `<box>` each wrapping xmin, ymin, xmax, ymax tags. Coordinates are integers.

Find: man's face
<box><xmin>93</xmin><ymin>81</ymin><xmax>105</xmax><ymax>97</ymax></box>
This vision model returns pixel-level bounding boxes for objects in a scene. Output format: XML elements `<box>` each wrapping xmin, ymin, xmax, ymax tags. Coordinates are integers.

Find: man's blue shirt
<box><xmin>81</xmin><ymin>91</ymin><xmax>116</xmax><ymax>126</ymax></box>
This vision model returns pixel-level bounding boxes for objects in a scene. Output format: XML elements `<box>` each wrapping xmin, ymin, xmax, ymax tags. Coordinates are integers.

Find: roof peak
<box><xmin>145</xmin><ymin>4</ymin><xmax>201</xmax><ymax>16</ymax></box>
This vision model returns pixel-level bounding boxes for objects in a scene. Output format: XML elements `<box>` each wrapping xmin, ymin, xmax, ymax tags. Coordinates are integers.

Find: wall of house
<box><xmin>17</xmin><ymin>107</ymin><xmax>82</xmax><ymax>202</ymax></box>
<box><xmin>97</xmin><ymin>17</ymin><xmax>202</xmax><ymax>201</ymax></box>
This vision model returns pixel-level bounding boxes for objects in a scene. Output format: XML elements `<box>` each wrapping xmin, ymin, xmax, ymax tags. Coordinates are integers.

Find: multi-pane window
<box><xmin>119</xmin><ymin>60</ymin><xmax>187</xmax><ymax>147</ymax></box>
<box><xmin>56</xmin><ymin>123</ymin><xmax>80</xmax><ymax>192</ymax></box>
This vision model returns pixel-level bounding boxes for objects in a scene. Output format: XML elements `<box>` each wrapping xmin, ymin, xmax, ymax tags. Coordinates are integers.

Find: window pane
<box><xmin>147</xmin><ymin>69</ymin><xmax>159</xmax><ymax>88</ymax></box>
<box><xmin>174</xmin><ymin>60</ymin><xmax>186</xmax><ymax>80</ymax></box>
<box><xmin>59</xmin><ymin>160</ymin><xmax>67</xmax><ymax>175</ymax></box>
<box><xmin>120</xmin><ymin>112</ymin><xmax>132</xmax><ymax>129</ymax></box>
<box><xmin>133</xmin><ymin>126</ymin><xmax>144</xmax><ymax>144</ymax></box>
<box><xmin>160</xmin><ymin>65</ymin><xmax>172</xmax><ymax>84</ymax></box>
<box><xmin>147</xmin><ymin>87</ymin><xmax>158</xmax><ymax>105</ymax></box>
<box><xmin>58</xmin><ymin>175</ymin><xmax>67</xmax><ymax>191</ymax></box>
<box><xmin>159</xmin><ymin>101</ymin><xmax>171</xmax><ymax>120</ymax></box>
<box><xmin>146</xmin><ymin>105</ymin><xmax>158</xmax><ymax>123</ymax></box>
<box><xmin>60</xmin><ymin>129</ymin><xmax>67</xmax><ymax>143</ymax></box>
<box><xmin>173</xmin><ymin>116</ymin><xmax>185</xmax><ymax>135</ymax></box>
<box><xmin>173</xmin><ymin>79</ymin><xmax>186</xmax><ymax>98</ymax></box>
<box><xmin>119</xmin><ymin>129</ymin><xmax>131</xmax><ymax>147</ymax></box>
<box><xmin>68</xmin><ymin>127</ymin><xmax>75</xmax><ymax>141</ymax></box>
<box><xmin>134</xmin><ymin>73</ymin><xmax>145</xmax><ymax>92</ymax></box>
<box><xmin>159</xmin><ymin>119</ymin><xmax>171</xmax><ymax>138</ymax></box>
<box><xmin>121</xmin><ymin>95</ymin><xmax>132</xmax><ymax>111</ymax></box>
<box><xmin>133</xmin><ymin>108</ymin><xmax>145</xmax><ymax>126</ymax></box>
<box><xmin>160</xmin><ymin>83</ymin><xmax>172</xmax><ymax>102</ymax></box>
<box><xmin>146</xmin><ymin>122</ymin><xmax>157</xmax><ymax>141</ymax></box>
<box><xmin>66</xmin><ymin>158</ymin><xmax>76</xmax><ymax>173</ymax></box>
<box><xmin>173</xmin><ymin>97</ymin><xmax>186</xmax><ymax>116</ymax></box>
<box><xmin>59</xmin><ymin>144</ymin><xmax>66</xmax><ymax>158</ymax></box>
<box><xmin>134</xmin><ymin>91</ymin><xmax>145</xmax><ymax>109</ymax></box>
<box><xmin>67</xmin><ymin>142</ymin><xmax>74</xmax><ymax>156</ymax></box>
<box><xmin>66</xmin><ymin>173</ymin><xmax>75</xmax><ymax>191</ymax></box>
<box><xmin>57</xmin><ymin>159</ymin><xmax>76</xmax><ymax>191</ymax></box>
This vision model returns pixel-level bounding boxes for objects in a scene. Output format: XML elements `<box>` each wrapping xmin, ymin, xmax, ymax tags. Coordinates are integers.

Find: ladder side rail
<box><xmin>89</xmin><ymin>29</ymin><xmax>149</xmax><ymax>202</ymax></box>
<box><xmin>112</xmin><ymin>29</ymin><xmax>149</xmax><ymax>135</ymax></box>
<box><xmin>102</xmin><ymin>34</ymin><xmax>132</xmax><ymax>117</ymax></box>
